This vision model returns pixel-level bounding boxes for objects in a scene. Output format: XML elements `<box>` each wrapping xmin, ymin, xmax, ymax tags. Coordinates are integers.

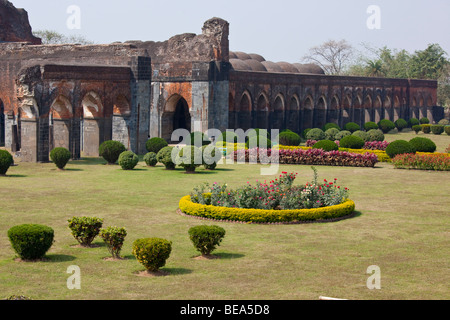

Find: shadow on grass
<box><xmin>62</xmin><ymin>168</ymin><xmax>83</xmax><ymax>172</ymax></box>
<box><xmin>45</xmin><ymin>254</ymin><xmax>77</xmax><ymax>262</ymax></box>
<box><xmin>214</xmin><ymin>252</ymin><xmax>245</xmax><ymax>260</ymax></box>
<box><xmin>161</xmin><ymin>267</ymin><xmax>193</xmax><ymax>275</ymax></box>
<box><xmin>69</xmin><ymin>158</ymin><xmax>106</xmax><ymax>166</ymax></box>
<box><xmin>212</xmin><ymin>168</ymin><xmax>235</xmax><ymax>172</ymax></box>
<box><xmin>1</xmin><ymin>174</ymin><xmax>28</xmax><ymax>178</ymax></box>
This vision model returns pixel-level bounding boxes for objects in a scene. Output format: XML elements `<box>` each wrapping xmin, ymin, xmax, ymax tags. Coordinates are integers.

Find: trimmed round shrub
<box><xmin>8</xmin><ymin>224</ymin><xmax>54</xmax><ymax>260</ymax></box>
<box><xmin>188</xmin><ymin>225</ymin><xmax>226</xmax><ymax>256</ymax></box>
<box><xmin>157</xmin><ymin>146</ymin><xmax>176</xmax><ymax>170</ymax></box>
<box><xmin>302</xmin><ymin>128</ymin><xmax>312</xmax><ymax>139</ymax></box>
<box><xmin>445</xmin><ymin>126</ymin><xmax>450</xmax><ymax>136</ymax></box>
<box><xmin>221</xmin><ymin>131</ymin><xmax>238</xmax><ymax>144</ymax></box>
<box><xmin>339</xmin><ymin>135</ymin><xmax>365</xmax><ymax>149</ymax></box>
<box><xmin>306</xmin><ymin>128</ymin><xmax>326</xmax><ymax>141</ymax></box>
<box><xmin>385</xmin><ymin>140</ymin><xmax>416</xmax><ymax>159</ymax></box>
<box><xmin>118</xmin><ymin>151</ymin><xmax>139</xmax><ymax>170</ymax></box>
<box><xmin>202</xmin><ymin>145</ymin><xmax>222</xmax><ymax>170</ymax></box>
<box><xmin>420</xmin><ymin>117</ymin><xmax>430</xmax><ymax>124</ymax></box>
<box><xmin>50</xmin><ymin>147</ymin><xmax>71</xmax><ymax>169</ymax></box>
<box><xmin>132</xmin><ymin>238</ymin><xmax>172</xmax><ymax>272</ymax></box>
<box><xmin>323</xmin><ymin>123</ymin><xmax>340</xmax><ymax>131</ymax></box>
<box><xmin>352</xmin><ymin>130</ymin><xmax>370</xmax><ymax>142</ymax></box>
<box><xmin>99</xmin><ymin>140</ymin><xmax>126</xmax><ymax>164</ymax></box>
<box><xmin>246</xmin><ymin>136</ymin><xmax>273</xmax><ymax>149</ymax></box>
<box><xmin>143</xmin><ymin>152</ymin><xmax>158</xmax><ymax>167</ymax></box>
<box><xmin>408</xmin><ymin>118</ymin><xmax>420</xmax><ymax>127</ymax></box>
<box><xmin>412</xmin><ymin>125</ymin><xmax>422</xmax><ymax>134</ymax></box>
<box><xmin>344</xmin><ymin>122</ymin><xmax>360</xmax><ymax>133</ymax></box>
<box><xmin>312</xmin><ymin>140</ymin><xmax>339</xmax><ymax>151</ymax></box>
<box><xmin>0</xmin><ymin>149</ymin><xmax>14</xmax><ymax>175</ymax></box>
<box><xmin>247</xmin><ymin>128</ymin><xmax>270</xmax><ymax>140</ymax></box>
<box><xmin>364</xmin><ymin>121</ymin><xmax>379</xmax><ymax>131</ymax></box>
<box><xmin>145</xmin><ymin>137</ymin><xmax>168</xmax><ymax>154</ymax></box>
<box><xmin>378</xmin><ymin>119</ymin><xmax>396</xmax><ymax>133</ymax></box>
<box><xmin>438</xmin><ymin>119</ymin><xmax>449</xmax><ymax>126</ymax></box>
<box><xmin>325</xmin><ymin>128</ymin><xmax>340</xmax><ymax>141</ymax></box>
<box><xmin>190</xmin><ymin>131</ymin><xmax>211</xmax><ymax>147</ymax></box>
<box><xmin>367</xmin><ymin>129</ymin><xmax>385</xmax><ymax>142</ymax></box>
<box><xmin>99</xmin><ymin>226</ymin><xmax>127</xmax><ymax>259</ymax></box>
<box><xmin>175</xmin><ymin>145</ymin><xmax>202</xmax><ymax>173</ymax></box>
<box><xmin>409</xmin><ymin>137</ymin><xmax>437</xmax><ymax>153</ymax></box>
<box><xmin>68</xmin><ymin>216</ymin><xmax>103</xmax><ymax>247</ymax></box>
<box><xmin>431</xmin><ymin>125</ymin><xmax>444</xmax><ymax>135</ymax></box>
<box><xmin>278</xmin><ymin>131</ymin><xmax>301</xmax><ymax>146</ymax></box>
<box><xmin>394</xmin><ymin>119</ymin><xmax>408</xmax><ymax>132</ymax></box>
<box><xmin>421</xmin><ymin>124</ymin><xmax>431</xmax><ymax>134</ymax></box>
<box><xmin>335</xmin><ymin>130</ymin><xmax>351</xmax><ymax>141</ymax></box>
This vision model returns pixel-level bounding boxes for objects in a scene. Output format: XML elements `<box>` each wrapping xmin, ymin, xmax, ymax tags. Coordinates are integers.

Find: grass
<box><xmin>0</xmin><ymin>133</ymin><xmax>449</xmax><ymax>300</ymax></box>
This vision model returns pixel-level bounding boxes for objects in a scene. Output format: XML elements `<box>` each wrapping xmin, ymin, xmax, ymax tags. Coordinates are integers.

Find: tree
<box><xmin>33</xmin><ymin>30</ymin><xmax>94</xmax><ymax>45</ymax></box>
<box><xmin>409</xmin><ymin>44</ymin><xmax>448</xmax><ymax>80</ymax></box>
<box><xmin>302</xmin><ymin>39</ymin><xmax>353</xmax><ymax>75</ymax></box>
<box><xmin>365</xmin><ymin>59</ymin><xmax>385</xmax><ymax>77</ymax></box>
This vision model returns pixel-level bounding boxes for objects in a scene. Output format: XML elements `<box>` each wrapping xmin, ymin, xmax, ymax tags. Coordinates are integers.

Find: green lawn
<box><xmin>0</xmin><ymin>133</ymin><xmax>449</xmax><ymax>300</ymax></box>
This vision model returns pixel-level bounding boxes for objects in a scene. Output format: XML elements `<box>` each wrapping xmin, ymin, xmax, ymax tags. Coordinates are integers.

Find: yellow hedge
<box><xmin>179</xmin><ymin>195</ymin><xmax>356</xmax><ymax>224</ymax></box>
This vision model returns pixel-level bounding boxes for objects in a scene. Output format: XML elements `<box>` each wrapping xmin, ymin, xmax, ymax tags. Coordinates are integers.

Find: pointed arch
<box><xmin>271</xmin><ymin>93</ymin><xmax>285</xmax><ymax>130</ymax></box>
<box><xmin>287</xmin><ymin>94</ymin><xmax>300</xmax><ymax>133</ymax></box>
<box><xmin>301</xmin><ymin>95</ymin><xmax>314</xmax><ymax>131</ymax></box>
<box><xmin>256</xmin><ymin>92</ymin><xmax>269</xmax><ymax>129</ymax></box>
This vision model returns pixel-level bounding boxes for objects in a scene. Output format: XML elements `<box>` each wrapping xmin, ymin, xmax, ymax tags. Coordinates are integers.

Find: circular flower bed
<box><xmin>179</xmin><ymin>196</ymin><xmax>355</xmax><ymax>224</ymax></box>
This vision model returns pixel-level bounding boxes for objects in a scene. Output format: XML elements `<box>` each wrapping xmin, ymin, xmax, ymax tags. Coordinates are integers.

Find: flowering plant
<box><xmin>363</xmin><ymin>141</ymin><xmax>389</xmax><ymax>151</ymax></box>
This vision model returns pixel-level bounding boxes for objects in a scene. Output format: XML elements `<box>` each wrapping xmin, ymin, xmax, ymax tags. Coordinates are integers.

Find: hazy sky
<box><xmin>12</xmin><ymin>0</ymin><xmax>450</xmax><ymax>63</ymax></box>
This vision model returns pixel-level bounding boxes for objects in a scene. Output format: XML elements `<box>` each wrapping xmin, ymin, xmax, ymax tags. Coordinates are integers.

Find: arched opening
<box><xmin>328</xmin><ymin>95</ymin><xmax>339</xmax><ymax>125</ymax></box>
<box><xmin>256</xmin><ymin>94</ymin><xmax>269</xmax><ymax>129</ymax></box>
<box><xmin>17</xmin><ymin>101</ymin><xmax>39</xmax><ymax>162</ymax></box>
<box><xmin>393</xmin><ymin>96</ymin><xmax>401</xmax><ymax>121</ymax></box>
<box><xmin>237</xmin><ymin>92</ymin><xmax>252</xmax><ymax>131</ymax></box>
<box><xmin>271</xmin><ymin>94</ymin><xmax>285</xmax><ymax>130</ymax></box>
<box><xmin>419</xmin><ymin>96</ymin><xmax>426</xmax><ymax>119</ymax></box>
<box><xmin>287</xmin><ymin>95</ymin><xmax>300</xmax><ymax>133</ymax></box>
<box><xmin>302</xmin><ymin>96</ymin><xmax>314</xmax><ymax>131</ymax></box>
<box><xmin>113</xmin><ymin>94</ymin><xmax>131</xmax><ymax>149</ymax></box>
<box><xmin>313</xmin><ymin>96</ymin><xmax>327</xmax><ymax>129</ymax></box>
<box><xmin>384</xmin><ymin>96</ymin><xmax>392</xmax><ymax>120</ymax></box>
<box><xmin>426</xmin><ymin>96</ymin><xmax>434</xmax><ymax>121</ymax></box>
<box><xmin>50</xmin><ymin>95</ymin><xmax>72</xmax><ymax>153</ymax></box>
<box><xmin>374</xmin><ymin>95</ymin><xmax>382</xmax><ymax>123</ymax></box>
<box><xmin>363</xmin><ymin>95</ymin><xmax>372</xmax><ymax>123</ymax></box>
<box><xmin>81</xmin><ymin>91</ymin><xmax>103</xmax><ymax>157</ymax></box>
<box><xmin>341</xmin><ymin>94</ymin><xmax>351</xmax><ymax>127</ymax></box>
<box><xmin>0</xmin><ymin>100</ymin><xmax>4</xmax><ymax>147</ymax></box>
<box><xmin>162</xmin><ymin>94</ymin><xmax>191</xmax><ymax>143</ymax></box>
<box><xmin>353</xmin><ymin>95</ymin><xmax>363</xmax><ymax>127</ymax></box>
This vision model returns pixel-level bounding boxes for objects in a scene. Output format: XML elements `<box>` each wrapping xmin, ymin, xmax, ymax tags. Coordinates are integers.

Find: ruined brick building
<box><xmin>0</xmin><ymin>0</ymin><xmax>440</xmax><ymax>162</ymax></box>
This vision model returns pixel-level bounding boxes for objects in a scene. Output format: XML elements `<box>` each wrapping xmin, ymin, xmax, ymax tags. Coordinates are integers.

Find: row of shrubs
<box><xmin>392</xmin><ymin>153</ymin><xmax>450</xmax><ymax>171</ymax></box>
<box><xmin>412</xmin><ymin>124</ymin><xmax>450</xmax><ymax>135</ymax></box>
<box><xmin>8</xmin><ymin>219</ymin><xmax>226</xmax><ymax>273</ymax></box>
<box><xmin>385</xmin><ymin>137</ymin><xmax>438</xmax><ymax>159</ymax></box>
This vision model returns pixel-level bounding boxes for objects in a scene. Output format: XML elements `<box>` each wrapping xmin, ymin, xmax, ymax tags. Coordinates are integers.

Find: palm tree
<box><xmin>365</xmin><ymin>59</ymin><xmax>385</xmax><ymax>77</ymax></box>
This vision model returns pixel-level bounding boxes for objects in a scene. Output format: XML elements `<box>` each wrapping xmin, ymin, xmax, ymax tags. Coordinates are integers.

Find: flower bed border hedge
<box><xmin>179</xmin><ymin>195</ymin><xmax>356</xmax><ymax>224</ymax></box>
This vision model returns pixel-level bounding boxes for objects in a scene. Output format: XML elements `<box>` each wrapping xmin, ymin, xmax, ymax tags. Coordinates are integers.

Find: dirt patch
<box><xmin>135</xmin><ymin>270</ymin><xmax>170</xmax><ymax>278</ymax></box>
<box><xmin>14</xmin><ymin>257</ymin><xmax>48</xmax><ymax>263</ymax></box>
<box><xmin>193</xmin><ymin>254</ymin><xmax>221</xmax><ymax>260</ymax></box>
<box><xmin>103</xmin><ymin>256</ymin><xmax>126</xmax><ymax>261</ymax></box>
<box><xmin>70</xmin><ymin>244</ymin><xmax>101</xmax><ymax>249</ymax></box>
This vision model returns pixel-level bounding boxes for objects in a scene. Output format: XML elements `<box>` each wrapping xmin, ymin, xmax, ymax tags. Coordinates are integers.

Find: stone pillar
<box><xmin>83</xmin><ymin>118</ymin><xmax>101</xmax><ymax>157</ymax></box>
<box><xmin>20</xmin><ymin>119</ymin><xmax>38</xmax><ymax>162</ymax></box>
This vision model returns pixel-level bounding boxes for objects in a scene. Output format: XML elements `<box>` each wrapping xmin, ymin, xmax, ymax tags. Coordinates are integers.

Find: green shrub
<box><xmin>438</xmin><ymin>119</ymin><xmax>449</xmax><ymax>126</ymax></box>
<box><xmin>132</xmin><ymin>238</ymin><xmax>172</xmax><ymax>272</ymax></box>
<box><xmin>367</xmin><ymin>129</ymin><xmax>385</xmax><ymax>142</ymax></box>
<box><xmin>352</xmin><ymin>130</ymin><xmax>370</xmax><ymax>142</ymax></box>
<box><xmin>395</xmin><ymin>119</ymin><xmax>408</xmax><ymax>132</ymax></box>
<box><xmin>0</xmin><ymin>150</ymin><xmax>14</xmax><ymax>175</ymax></box>
<box><xmin>99</xmin><ymin>140</ymin><xmax>126</xmax><ymax>164</ymax></box>
<box><xmin>145</xmin><ymin>137</ymin><xmax>168</xmax><ymax>154</ymax></box>
<box><xmin>323</xmin><ymin>123</ymin><xmax>340</xmax><ymax>131</ymax></box>
<box><xmin>302</xmin><ymin>128</ymin><xmax>312</xmax><ymax>139</ymax></box>
<box><xmin>50</xmin><ymin>147</ymin><xmax>71</xmax><ymax>169</ymax></box>
<box><xmin>190</xmin><ymin>132</ymin><xmax>211</xmax><ymax>147</ymax></box>
<box><xmin>188</xmin><ymin>225</ymin><xmax>226</xmax><ymax>256</ymax></box>
<box><xmin>445</xmin><ymin>126</ymin><xmax>450</xmax><ymax>136</ymax></box>
<box><xmin>7</xmin><ymin>224</ymin><xmax>54</xmax><ymax>260</ymax></box>
<box><xmin>412</xmin><ymin>125</ymin><xmax>422</xmax><ymax>134</ymax></box>
<box><xmin>99</xmin><ymin>226</ymin><xmax>127</xmax><ymax>259</ymax></box>
<box><xmin>306</xmin><ymin>128</ymin><xmax>326</xmax><ymax>141</ymax></box>
<box><xmin>421</xmin><ymin>124</ymin><xmax>431</xmax><ymax>134</ymax></box>
<box><xmin>68</xmin><ymin>216</ymin><xmax>103</xmax><ymax>247</ymax></box>
<box><xmin>175</xmin><ymin>145</ymin><xmax>202</xmax><ymax>173</ymax></box>
<box><xmin>247</xmin><ymin>129</ymin><xmax>270</xmax><ymax>140</ymax></box>
<box><xmin>221</xmin><ymin>131</ymin><xmax>238</xmax><ymax>144</ymax></box>
<box><xmin>408</xmin><ymin>118</ymin><xmax>420</xmax><ymax>127</ymax></box>
<box><xmin>385</xmin><ymin>140</ymin><xmax>416</xmax><ymax>159</ymax></box>
<box><xmin>202</xmin><ymin>145</ymin><xmax>222</xmax><ymax>170</ymax></box>
<box><xmin>378</xmin><ymin>119</ymin><xmax>396</xmax><ymax>133</ymax></box>
<box><xmin>278</xmin><ymin>131</ymin><xmax>301</xmax><ymax>146</ymax></box>
<box><xmin>118</xmin><ymin>151</ymin><xmax>139</xmax><ymax>170</ymax></box>
<box><xmin>312</xmin><ymin>140</ymin><xmax>339</xmax><ymax>151</ymax></box>
<box><xmin>344</xmin><ymin>122</ymin><xmax>360</xmax><ymax>133</ymax></box>
<box><xmin>246</xmin><ymin>136</ymin><xmax>273</xmax><ymax>149</ymax></box>
<box><xmin>143</xmin><ymin>152</ymin><xmax>158</xmax><ymax>167</ymax></box>
<box><xmin>325</xmin><ymin>128</ymin><xmax>340</xmax><ymax>141</ymax></box>
<box><xmin>364</xmin><ymin>122</ymin><xmax>379</xmax><ymax>131</ymax></box>
<box><xmin>339</xmin><ymin>135</ymin><xmax>365</xmax><ymax>149</ymax></box>
<box><xmin>430</xmin><ymin>125</ymin><xmax>444</xmax><ymax>135</ymax></box>
<box><xmin>157</xmin><ymin>146</ymin><xmax>176</xmax><ymax>170</ymax></box>
<box><xmin>420</xmin><ymin>117</ymin><xmax>430</xmax><ymax>124</ymax></box>
<box><xmin>335</xmin><ymin>130</ymin><xmax>351</xmax><ymax>141</ymax></box>
<box><xmin>409</xmin><ymin>137</ymin><xmax>437</xmax><ymax>153</ymax></box>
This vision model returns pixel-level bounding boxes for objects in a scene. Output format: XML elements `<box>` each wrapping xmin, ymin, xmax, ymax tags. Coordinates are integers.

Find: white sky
<box><xmin>12</xmin><ymin>0</ymin><xmax>450</xmax><ymax>63</ymax></box>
